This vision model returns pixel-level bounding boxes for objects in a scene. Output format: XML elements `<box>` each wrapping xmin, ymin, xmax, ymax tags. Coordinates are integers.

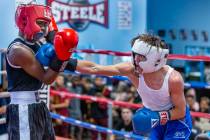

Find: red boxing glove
<box><xmin>49</xmin><ymin>28</ymin><xmax>78</xmax><ymax>72</ymax></box>
<box><xmin>54</xmin><ymin>28</ymin><xmax>78</xmax><ymax>61</ymax></box>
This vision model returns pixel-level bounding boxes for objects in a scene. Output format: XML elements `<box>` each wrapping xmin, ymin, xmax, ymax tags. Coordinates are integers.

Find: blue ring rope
<box><xmin>64</xmin><ymin>71</ymin><xmax>210</xmax><ymax>89</ymax></box>
<box><xmin>50</xmin><ymin>112</ymin><xmax>148</xmax><ymax>140</ymax></box>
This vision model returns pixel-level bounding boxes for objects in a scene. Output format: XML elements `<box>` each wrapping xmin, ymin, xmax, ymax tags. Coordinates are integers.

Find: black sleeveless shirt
<box><xmin>6</xmin><ymin>38</ymin><xmax>43</xmax><ymax>92</ymax></box>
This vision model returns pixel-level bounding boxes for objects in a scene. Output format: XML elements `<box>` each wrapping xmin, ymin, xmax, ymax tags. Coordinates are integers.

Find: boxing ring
<box><xmin>0</xmin><ymin>49</ymin><xmax>210</xmax><ymax>140</ymax></box>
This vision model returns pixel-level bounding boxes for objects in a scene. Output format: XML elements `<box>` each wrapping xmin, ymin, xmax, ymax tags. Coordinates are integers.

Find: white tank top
<box><xmin>137</xmin><ymin>66</ymin><xmax>174</xmax><ymax>111</ymax></box>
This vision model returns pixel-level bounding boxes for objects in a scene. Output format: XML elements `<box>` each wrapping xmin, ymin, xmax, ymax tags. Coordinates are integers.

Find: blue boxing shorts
<box><xmin>150</xmin><ymin>106</ymin><xmax>192</xmax><ymax>140</ymax></box>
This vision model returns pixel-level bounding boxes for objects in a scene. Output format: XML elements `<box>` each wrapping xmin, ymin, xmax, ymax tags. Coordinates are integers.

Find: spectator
<box><xmin>185</xmin><ymin>88</ymin><xmax>199</xmax><ymax>111</ymax></box>
<box><xmin>80</xmin><ymin>76</ymin><xmax>93</xmax><ymax>119</ymax></box>
<box><xmin>89</xmin><ymin>76</ymin><xmax>108</xmax><ymax>140</ymax></box>
<box><xmin>68</xmin><ymin>75</ymin><xmax>83</xmax><ymax>140</ymax></box>
<box><xmin>190</xmin><ymin>126</ymin><xmax>202</xmax><ymax>140</ymax></box>
<box><xmin>80</xmin><ymin>76</ymin><xmax>93</xmax><ymax>139</ymax></box>
<box><xmin>125</xmin><ymin>86</ymin><xmax>137</xmax><ymax>103</ymax></box>
<box><xmin>195</xmin><ymin>132</ymin><xmax>210</xmax><ymax>140</ymax></box>
<box><xmin>111</xmin><ymin>108</ymin><xmax>133</xmax><ymax>140</ymax></box>
<box><xmin>114</xmin><ymin>81</ymin><xmax>129</xmax><ymax>101</ymax></box>
<box><xmin>0</xmin><ymin>97</ymin><xmax>7</xmax><ymax>140</ymax></box>
<box><xmin>50</xmin><ymin>75</ymin><xmax>70</xmax><ymax>138</ymax></box>
<box><xmin>199</xmin><ymin>97</ymin><xmax>210</xmax><ymax>113</ymax></box>
<box><xmin>204</xmin><ymin>62</ymin><xmax>210</xmax><ymax>83</ymax></box>
<box><xmin>195</xmin><ymin>97</ymin><xmax>210</xmax><ymax>132</ymax></box>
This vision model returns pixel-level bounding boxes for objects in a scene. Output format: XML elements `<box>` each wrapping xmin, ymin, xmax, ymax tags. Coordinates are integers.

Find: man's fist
<box><xmin>54</xmin><ymin>28</ymin><xmax>78</xmax><ymax>61</ymax></box>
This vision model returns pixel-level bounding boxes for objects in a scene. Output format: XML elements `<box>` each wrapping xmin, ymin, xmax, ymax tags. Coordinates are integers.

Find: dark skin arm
<box><xmin>0</xmin><ymin>105</ymin><xmax>6</xmax><ymax>114</ymax></box>
<box><xmin>8</xmin><ymin>44</ymin><xmax>58</xmax><ymax>84</ymax></box>
<box><xmin>50</xmin><ymin>98</ymin><xmax>70</xmax><ymax>109</ymax></box>
<box><xmin>169</xmin><ymin>70</ymin><xmax>186</xmax><ymax>120</ymax></box>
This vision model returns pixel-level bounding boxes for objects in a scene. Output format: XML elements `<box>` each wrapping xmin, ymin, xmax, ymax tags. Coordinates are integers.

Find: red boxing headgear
<box><xmin>15</xmin><ymin>4</ymin><xmax>52</xmax><ymax>40</ymax></box>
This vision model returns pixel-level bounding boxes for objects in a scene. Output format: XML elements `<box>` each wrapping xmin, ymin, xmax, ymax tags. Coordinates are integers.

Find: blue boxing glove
<box><xmin>35</xmin><ymin>43</ymin><xmax>56</xmax><ymax>66</ymax></box>
<box><xmin>132</xmin><ymin>107</ymin><xmax>171</xmax><ymax>135</ymax></box>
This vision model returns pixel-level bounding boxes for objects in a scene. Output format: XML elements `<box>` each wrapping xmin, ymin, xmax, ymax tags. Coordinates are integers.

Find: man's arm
<box><xmin>50</xmin><ymin>98</ymin><xmax>70</xmax><ymax>109</ymax></box>
<box><xmin>0</xmin><ymin>98</ymin><xmax>7</xmax><ymax>114</ymax></box>
<box><xmin>76</xmin><ymin>60</ymin><xmax>134</xmax><ymax>77</ymax></box>
<box><xmin>169</xmin><ymin>70</ymin><xmax>186</xmax><ymax>120</ymax></box>
<box><xmin>8</xmin><ymin>45</ymin><xmax>58</xmax><ymax>84</ymax></box>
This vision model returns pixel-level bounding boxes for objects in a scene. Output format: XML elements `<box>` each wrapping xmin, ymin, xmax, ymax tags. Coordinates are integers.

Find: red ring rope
<box><xmin>74</xmin><ymin>49</ymin><xmax>210</xmax><ymax>62</ymax></box>
<box><xmin>50</xmin><ymin>89</ymin><xmax>210</xmax><ymax>119</ymax></box>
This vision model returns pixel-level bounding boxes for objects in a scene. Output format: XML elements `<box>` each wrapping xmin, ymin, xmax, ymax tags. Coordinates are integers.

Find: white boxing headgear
<box><xmin>131</xmin><ymin>39</ymin><xmax>169</xmax><ymax>73</ymax></box>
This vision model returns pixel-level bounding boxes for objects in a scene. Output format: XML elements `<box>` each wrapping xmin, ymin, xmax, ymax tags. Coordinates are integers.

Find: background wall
<box><xmin>0</xmin><ymin>1</ymin><xmax>17</xmax><ymax>49</ymax></box>
<box><xmin>0</xmin><ymin>0</ymin><xmax>147</xmax><ymax>52</ymax></box>
<box><xmin>147</xmin><ymin>0</ymin><xmax>210</xmax><ymax>67</ymax></box>
<box><xmin>0</xmin><ymin>0</ymin><xmax>210</xmax><ymax>67</ymax></box>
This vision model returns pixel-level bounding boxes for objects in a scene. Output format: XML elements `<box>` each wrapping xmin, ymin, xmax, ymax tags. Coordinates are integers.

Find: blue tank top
<box><xmin>6</xmin><ymin>38</ymin><xmax>43</xmax><ymax>91</ymax></box>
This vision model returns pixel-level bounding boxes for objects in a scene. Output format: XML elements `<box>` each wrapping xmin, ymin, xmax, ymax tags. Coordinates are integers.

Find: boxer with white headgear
<box><xmin>60</xmin><ymin>34</ymin><xmax>192</xmax><ymax>139</ymax></box>
<box><xmin>131</xmin><ymin>39</ymin><xmax>169</xmax><ymax>73</ymax></box>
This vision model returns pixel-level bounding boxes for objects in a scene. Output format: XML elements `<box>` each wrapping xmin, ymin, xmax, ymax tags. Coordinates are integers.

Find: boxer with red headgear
<box><xmin>6</xmin><ymin>4</ymin><xmax>78</xmax><ymax>140</ymax></box>
<box><xmin>15</xmin><ymin>4</ymin><xmax>52</xmax><ymax>41</ymax></box>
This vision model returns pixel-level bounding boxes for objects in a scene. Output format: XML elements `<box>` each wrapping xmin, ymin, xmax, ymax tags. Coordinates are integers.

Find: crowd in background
<box><xmin>50</xmin><ymin>74</ymin><xmax>139</xmax><ymax>140</ymax></box>
<box><xmin>0</xmin><ymin>71</ymin><xmax>209</xmax><ymax>140</ymax></box>
<box><xmin>49</xmin><ymin>73</ymin><xmax>210</xmax><ymax>140</ymax></box>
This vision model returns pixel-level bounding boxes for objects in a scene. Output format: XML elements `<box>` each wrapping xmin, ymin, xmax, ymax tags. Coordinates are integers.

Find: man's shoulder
<box><xmin>9</xmin><ymin>41</ymin><xmax>33</xmax><ymax>55</ymax></box>
<box><xmin>8</xmin><ymin>44</ymin><xmax>29</xmax><ymax>58</ymax></box>
<box><xmin>7</xmin><ymin>41</ymin><xmax>34</xmax><ymax>66</ymax></box>
<box><xmin>168</xmin><ymin>67</ymin><xmax>184</xmax><ymax>87</ymax></box>
<box><xmin>170</xmin><ymin>69</ymin><xmax>182</xmax><ymax>80</ymax></box>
